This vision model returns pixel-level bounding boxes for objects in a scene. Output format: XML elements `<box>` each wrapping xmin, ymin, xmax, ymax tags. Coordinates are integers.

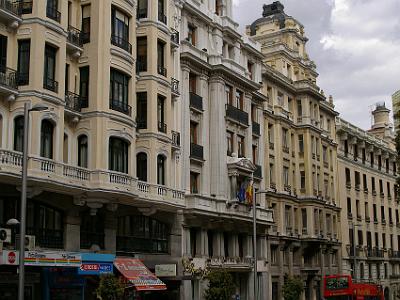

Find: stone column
<box><xmin>64</xmin><ymin>210</ymin><xmax>80</xmax><ymax>251</ymax></box>
<box><xmin>200</xmin><ymin>73</ymin><xmax>210</xmax><ymax>196</ymax></box>
<box><xmin>180</xmin><ymin>66</ymin><xmax>191</xmax><ymax>192</ymax></box>
<box><xmin>289</xmin><ymin>246</ymin><xmax>294</xmax><ymax>276</ymax></box>
<box><xmin>104</xmin><ymin>212</ymin><xmax>117</xmax><ymax>252</ymax></box>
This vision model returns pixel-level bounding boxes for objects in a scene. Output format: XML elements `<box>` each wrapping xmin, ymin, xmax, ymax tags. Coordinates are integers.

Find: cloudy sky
<box><xmin>233</xmin><ymin>0</ymin><xmax>400</xmax><ymax>129</ymax></box>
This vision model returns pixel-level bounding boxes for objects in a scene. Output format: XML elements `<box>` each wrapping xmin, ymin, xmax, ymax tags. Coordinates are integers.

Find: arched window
<box><xmin>77</xmin><ymin>135</ymin><xmax>88</xmax><ymax>168</ymax></box>
<box><xmin>40</xmin><ymin>120</ymin><xmax>54</xmax><ymax>158</ymax></box>
<box><xmin>109</xmin><ymin>137</ymin><xmax>129</xmax><ymax>173</ymax></box>
<box><xmin>14</xmin><ymin>116</ymin><xmax>24</xmax><ymax>152</ymax></box>
<box><xmin>157</xmin><ymin>154</ymin><xmax>165</xmax><ymax>185</ymax></box>
<box><xmin>136</xmin><ymin>152</ymin><xmax>147</xmax><ymax>182</ymax></box>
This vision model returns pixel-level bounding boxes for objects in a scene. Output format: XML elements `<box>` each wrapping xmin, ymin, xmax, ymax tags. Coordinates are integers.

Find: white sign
<box><xmin>0</xmin><ymin>250</ymin><xmax>81</xmax><ymax>267</ymax></box>
<box><xmin>155</xmin><ymin>264</ymin><xmax>177</xmax><ymax>277</ymax></box>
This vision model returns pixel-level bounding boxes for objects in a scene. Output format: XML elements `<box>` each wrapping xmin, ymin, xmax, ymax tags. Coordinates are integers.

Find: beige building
<box><xmin>392</xmin><ymin>90</ymin><xmax>400</xmax><ymax>130</ymax></box>
<box><xmin>247</xmin><ymin>2</ymin><xmax>341</xmax><ymax>299</ymax></box>
<box><xmin>336</xmin><ymin>103</ymin><xmax>399</xmax><ymax>299</ymax></box>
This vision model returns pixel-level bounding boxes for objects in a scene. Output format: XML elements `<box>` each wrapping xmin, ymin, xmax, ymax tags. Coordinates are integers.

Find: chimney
<box><xmin>371</xmin><ymin>102</ymin><xmax>390</xmax><ymax>129</ymax></box>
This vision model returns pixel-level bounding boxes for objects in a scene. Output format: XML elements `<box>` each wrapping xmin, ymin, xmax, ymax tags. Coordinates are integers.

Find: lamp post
<box><xmin>18</xmin><ymin>102</ymin><xmax>47</xmax><ymax>300</ymax></box>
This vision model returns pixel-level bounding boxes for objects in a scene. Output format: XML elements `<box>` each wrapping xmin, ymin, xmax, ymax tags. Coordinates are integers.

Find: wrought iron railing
<box><xmin>136</xmin><ymin>8</ymin><xmax>147</xmax><ymax>19</ymax></box>
<box><xmin>190</xmin><ymin>143</ymin><xmax>204</xmax><ymax>160</ymax></box>
<box><xmin>157</xmin><ymin>65</ymin><xmax>167</xmax><ymax>76</ymax></box>
<box><xmin>111</xmin><ymin>34</ymin><xmax>132</xmax><ymax>54</ymax></box>
<box><xmin>43</xmin><ymin>76</ymin><xmax>59</xmax><ymax>93</ymax></box>
<box><xmin>109</xmin><ymin>100</ymin><xmax>132</xmax><ymax>116</ymax></box>
<box><xmin>0</xmin><ymin>66</ymin><xmax>17</xmax><ymax>89</ymax></box>
<box><xmin>19</xmin><ymin>1</ymin><xmax>32</xmax><ymax>14</ymax></box>
<box><xmin>65</xmin><ymin>91</ymin><xmax>83</xmax><ymax>112</ymax></box>
<box><xmin>190</xmin><ymin>92</ymin><xmax>203</xmax><ymax>111</ymax></box>
<box><xmin>67</xmin><ymin>25</ymin><xmax>83</xmax><ymax>47</ymax></box>
<box><xmin>252</xmin><ymin>121</ymin><xmax>260</xmax><ymax>136</ymax></box>
<box><xmin>26</xmin><ymin>227</ymin><xmax>63</xmax><ymax>249</ymax></box>
<box><xmin>46</xmin><ymin>5</ymin><xmax>61</xmax><ymax>22</ymax></box>
<box><xmin>158</xmin><ymin>12</ymin><xmax>167</xmax><ymax>24</ymax></box>
<box><xmin>226</xmin><ymin>104</ymin><xmax>248</xmax><ymax>126</ymax></box>
<box><xmin>254</xmin><ymin>164</ymin><xmax>262</xmax><ymax>178</ymax></box>
<box><xmin>158</xmin><ymin>121</ymin><xmax>167</xmax><ymax>133</ymax></box>
<box><xmin>0</xmin><ymin>0</ymin><xmax>21</xmax><ymax>15</ymax></box>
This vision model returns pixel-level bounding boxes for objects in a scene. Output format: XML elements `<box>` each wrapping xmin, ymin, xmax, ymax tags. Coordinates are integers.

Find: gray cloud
<box><xmin>233</xmin><ymin>0</ymin><xmax>400</xmax><ymax>129</ymax></box>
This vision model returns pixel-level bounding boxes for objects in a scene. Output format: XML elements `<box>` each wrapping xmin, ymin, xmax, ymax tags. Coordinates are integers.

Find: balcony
<box><xmin>157</xmin><ymin>65</ymin><xmax>167</xmax><ymax>77</ymax></box>
<box><xmin>26</xmin><ymin>227</ymin><xmax>63</xmax><ymax>249</ymax></box>
<box><xmin>190</xmin><ymin>143</ymin><xmax>204</xmax><ymax>161</ymax></box>
<box><xmin>136</xmin><ymin>56</ymin><xmax>147</xmax><ymax>74</ymax></box>
<box><xmin>158</xmin><ymin>122</ymin><xmax>167</xmax><ymax>134</ymax></box>
<box><xmin>111</xmin><ymin>34</ymin><xmax>132</xmax><ymax>54</ymax></box>
<box><xmin>172</xmin><ymin>131</ymin><xmax>180</xmax><ymax>148</ymax></box>
<box><xmin>0</xmin><ymin>0</ymin><xmax>22</xmax><ymax>24</ymax></box>
<box><xmin>137</xmin><ymin>8</ymin><xmax>147</xmax><ymax>19</ymax></box>
<box><xmin>0</xmin><ymin>66</ymin><xmax>17</xmax><ymax>92</ymax></box>
<box><xmin>171</xmin><ymin>29</ymin><xmax>179</xmax><ymax>46</ymax></box>
<box><xmin>208</xmin><ymin>257</ymin><xmax>253</xmax><ymax>270</ymax></box>
<box><xmin>158</xmin><ymin>12</ymin><xmax>167</xmax><ymax>24</ymax></box>
<box><xmin>43</xmin><ymin>77</ymin><xmax>58</xmax><ymax>93</ymax></box>
<box><xmin>109</xmin><ymin>100</ymin><xmax>132</xmax><ymax>116</ymax></box>
<box><xmin>46</xmin><ymin>5</ymin><xmax>61</xmax><ymax>22</ymax></box>
<box><xmin>225</xmin><ymin>104</ymin><xmax>248</xmax><ymax>126</ymax></box>
<box><xmin>136</xmin><ymin>118</ymin><xmax>146</xmax><ymax>130</ymax></box>
<box><xmin>252</xmin><ymin>121</ymin><xmax>260</xmax><ymax>136</ymax></box>
<box><xmin>67</xmin><ymin>25</ymin><xmax>83</xmax><ymax>49</ymax></box>
<box><xmin>171</xmin><ymin>78</ymin><xmax>179</xmax><ymax>96</ymax></box>
<box><xmin>80</xmin><ymin>231</ymin><xmax>105</xmax><ymax>249</ymax></box>
<box><xmin>190</xmin><ymin>92</ymin><xmax>203</xmax><ymax>112</ymax></box>
<box><xmin>389</xmin><ymin>250</ymin><xmax>400</xmax><ymax>259</ymax></box>
<box><xmin>366</xmin><ymin>247</ymin><xmax>384</xmax><ymax>258</ymax></box>
<box><xmin>254</xmin><ymin>164</ymin><xmax>262</xmax><ymax>179</ymax></box>
<box><xmin>65</xmin><ymin>91</ymin><xmax>84</xmax><ymax>113</ymax></box>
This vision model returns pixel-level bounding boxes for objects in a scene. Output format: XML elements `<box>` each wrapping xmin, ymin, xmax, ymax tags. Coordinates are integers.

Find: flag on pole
<box><xmin>245</xmin><ymin>181</ymin><xmax>253</xmax><ymax>205</ymax></box>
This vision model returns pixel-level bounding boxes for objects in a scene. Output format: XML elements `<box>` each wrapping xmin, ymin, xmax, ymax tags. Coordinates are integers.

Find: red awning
<box><xmin>114</xmin><ymin>258</ymin><xmax>167</xmax><ymax>291</ymax></box>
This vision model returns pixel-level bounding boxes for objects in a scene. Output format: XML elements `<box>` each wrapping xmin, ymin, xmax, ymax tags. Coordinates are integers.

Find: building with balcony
<box><xmin>247</xmin><ymin>2</ymin><xmax>341</xmax><ymax>299</ymax></box>
<box><xmin>337</xmin><ymin>103</ymin><xmax>399</xmax><ymax>299</ymax></box>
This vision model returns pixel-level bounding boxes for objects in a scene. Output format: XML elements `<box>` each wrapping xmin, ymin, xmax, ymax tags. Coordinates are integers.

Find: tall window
<box><xmin>43</xmin><ymin>44</ymin><xmax>57</xmax><ymax>92</ymax></box>
<box><xmin>157</xmin><ymin>40</ymin><xmax>165</xmax><ymax>76</ymax></box>
<box><xmin>40</xmin><ymin>120</ymin><xmax>54</xmax><ymax>159</ymax></box>
<box><xmin>137</xmin><ymin>0</ymin><xmax>148</xmax><ymax>19</ymax></box>
<box><xmin>46</xmin><ymin>0</ymin><xmax>60</xmax><ymax>22</ymax></box>
<box><xmin>157</xmin><ymin>95</ymin><xmax>166</xmax><ymax>133</ymax></box>
<box><xmin>136</xmin><ymin>152</ymin><xmax>147</xmax><ymax>182</ymax></box>
<box><xmin>158</xmin><ymin>0</ymin><xmax>166</xmax><ymax>24</ymax></box>
<box><xmin>111</xmin><ymin>7</ymin><xmax>131</xmax><ymax>53</ymax></box>
<box><xmin>225</xmin><ymin>85</ymin><xmax>233</xmax><ymax>105</ymax></box>
<box><xmin>226</xmin><ymin>131</ymin><xmax>233</xmax><ymax>156</ymax></box>
<box><xmin>79</xmin><ymin>66</ymin><xmax>89</xmax><ymax>108</ymax></box>
<box><xmin>80</xmin><ymin>211</ymin><xmax>104</xmax><ymax>249</ymax></box>
<box><xmin>136</xmin><ymin>37</ymin><xmax>147</xmax><ymax>72</ymax></box>
<box><xmin>215</xmin><ymin>0</ymin><xmax>223</xmax><ymax>15</ymax></box>
<box><xmin>298</xmin><ymin>134</ymin><xmax>304</xmax><ymax>153</ymax></box>
<box><xmin>187</xmin><ymin>24</ymin><xmax>196</xmax><ymax>46</ymax></box>
<box><xmin>14</xmin><ymin>116</ymin><xmax>24</xmax><ymax>152</ymax></box>
<box><xmin>110</xmin><ymin>69</ymin><xmax>130</xmax><ymax>115</ymax></box>
<box><xmin>189</xmin><ymin>73</ymin><xmax>197</xmax><ymax>94</ymax></box>
<box><xmin>17</xmin><ymin>40</ymin><xmax>30</xmax><ymax>85</ymax></box>
<box><xmin>109</xmin><ymin>137</ymin><xmax>129</xmax><ymax>173</ymax></box>
<box><xmin>77</xmin><ymin>135</ymin><xmax>88</xmax><ymax>168</ymax></box>
<box><xmin>190</xmin><ymin>172</ymin><xmax>199</xmax><ymax>194</ymax></box>
<box><xmin>190</xmin><ymin>122</ymin><xmax>198</xmax><ymax>144</ymax></box>
<box><xmin>235</xmin><ymin>90</ymin><xmax>243</xmax><ymax>110</ymax></box>
<box><xmin>157</xmin><ymin>155</ymin><xmax>166</xmax><ymax>185</ymax></box>
<box><xmin>0</xmin><ymin>35</ymin><xmax>6</xmax><ymax>72</ymax></box>
<box><xmin>238</xmin><ymin>135</ymin><xmax>245</xmax><ymax>157</ymax></box>
<box><xmin>136</xmin><ymin>92</ymin><xmax>147</xmax><ymax>129</ymax></box>
<box><xmin>81</xmin><ymin>5</ymin><xmax>91</xmax><ymax>43</ymax></box>
<box><xmin>300</xmin><ymin>171</ymin><xmax>305</xmax><ymax>190</ymax></box>
<box><xmin>283</xmin><ymin>166</ymin><xmax>289</xmax><ymax>186</ymax></box>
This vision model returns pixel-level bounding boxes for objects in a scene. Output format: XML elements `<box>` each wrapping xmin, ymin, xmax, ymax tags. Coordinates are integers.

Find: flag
<box><xmin>245</xmin><ymin>181</ymin><xmax>253</xmax><ymax>205</ymax></box>
<box><xmin>237</xmin><ymin>183</ymin><xmax>246</xmax><ymax>203</ymax></box>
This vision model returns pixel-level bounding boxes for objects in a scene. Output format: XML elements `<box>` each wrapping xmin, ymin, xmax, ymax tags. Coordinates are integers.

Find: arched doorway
<box><xmin>384</xmin><ymin>287</ymin><xmax>389</xmax><ymax>300</ymax></box>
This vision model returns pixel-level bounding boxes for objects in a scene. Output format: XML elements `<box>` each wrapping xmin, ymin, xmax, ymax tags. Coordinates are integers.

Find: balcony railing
<box><xmin>190</xmin><ymin>92</ymin><xmax>203</xmax><ymax>111</ymax></box>
<box><xmin>158</xmin><ymin>121</ymin><xmax>167</xmax><ymax>133</ymax></box>
<box><xmin>67</xmin><ymin>25</ymin><xmax>83</xmax><ymax>47</ymax></box>
<box><xmin>157</xmin><ymin>65</ymin><xmax>167</xmax><ymax>77</ymax></box>
<box><xmin>46</xmin><ymin>5</ymin><xmax>61</xmax><ymax>22</ymax></box>
<box><xmin>252</xmin><ymin>121</ymin><xmax>260</xmax><ymax>136</ymax></box>
<box><xmin>136</xmin><ymin>118</ymin><xmax>146</xmax><ymax>129</ymax></box>
<box><xmin>172</xmin><ymin>131</ymin><xmax>180</xmax><ymax>147</ymax></box>
<box><xmin>109</xmin><ymin>100</ymin><xmax>132</xmax><ymax>116</ymax></box>
<box><xmin>190</xmin><ymin>143</ymin><xmax>204</xmax><ymax>161</ymax></box>
<box><xmin>65</xmin><ymin>92</ymin><xmax>85</xmax><ymax>112</ymax></box>
<box><xmin>80</xmin><ymin>231</ymin><xmax>105</xmax><ymax>249</ymax></box>
<box><xmin>171</xmin><ymin>29</ymin><xmax>179</xmax><ymax>45</ymax></box>
<box><xmin>137</xmin><ymin>8</ymin><xmax>147</xmax><ymax>19</ymax></box>
<box><xmin>158</xmin><ymin>12</ymin><xmax>167</xmax><ymax>24</ymax></box>
<box><xmin>171</xmin><ymin>78</ymin><xmax>179</xmax><ymax>95</ymax></box>
<box><xmin>26</xmin><ymin>227</ymin><xmax>63</xmax><ymax>249</ymax></box>
<box><xmin>226</xmin><ymin>104</ymin><xmax>248</xmax><ymax>126</ymax></box>
<box><xmin>366</xmin><ymin>247</ymin><xmax>384</xmax><ymax>258</ymax></box>
<box><xmin>117</xmin><ymin>236</ymin><xmax>168</xmax><ymax>254</ymax></box>
<box><xmin>0</xmin><ymin>0</ymin><xmax>21</xmax><ymax>15</ymax></box>
<box><xmin>19</xmin><ymin>1</ymin><xmax>32</xmax><ymax>14</ymax></box>
<box><xmin>111</xmin><ymin>34</ymin><xmax>132</xmax><ymax>54</ymax></box>
<box><xmin>136</xmin><ymin>56</ymin><xmax>147</xmax><ymax>73</ymax></box>
<box><xmin>43</xmin><ymin>77</ymin><xmax>58</xmax><ymax>93</ymax></box>
<box><xmin>0</xmin><ymin>66</ymin><xmax>17</xmax><ymax>89</ymax></box>
<box><xmin>254</xmin><ymin>164</ymin><xmax>262</xmax><ymax>179</ymax></box>
<box><xmin>389</xmin><ymin>250</ymin><xmax>400</xmax><ymax>259</ymax></box>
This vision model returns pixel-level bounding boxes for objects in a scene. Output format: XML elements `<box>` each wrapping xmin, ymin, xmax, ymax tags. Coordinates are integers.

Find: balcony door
<box><xmin>0</xmin><ymin>35</ymin><xmax>7</xmax><ymax>71</ymax></box>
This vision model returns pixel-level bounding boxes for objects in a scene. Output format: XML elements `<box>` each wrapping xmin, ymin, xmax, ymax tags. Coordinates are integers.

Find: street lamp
<box><xmin>18</xmin><ymin>102</ymin><xmax>48</xmax><ymax>300</ymax></box>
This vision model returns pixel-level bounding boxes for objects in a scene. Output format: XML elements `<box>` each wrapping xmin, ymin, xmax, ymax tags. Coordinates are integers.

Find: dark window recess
<box><xmin>136</xmin><ymin>37</ymin><xmax>147</xmax><ymax>73</ymax></box>
<box><xmin>40</xmin><ymin>120</ymin><xmax>54</xmax><ymax>159</ymax></box>
<box><xmin>158</xmin><ymin>0</ymin><xmax>167</xmax><ymax>24</ymax></box>
<box><xmin>80</xmin><ymin>212</ymin><xmax>104</xmax><ymax>249</ymax></box>
<box><xmin>136</xmin><ymin>0</ymin><xmax>148</xmax><ymax>19</ymax></box>
<box><xmin>81</xmin><ymin>5</ymin><xmax>91</xmax><ymax>43</ymax></box>
<box><xmin>13</xmin><ymin>116</ymin><xmax>24</xmax><ymax>152</ymax></box>
<box><xmin>111</xmin><ymin>7</ymin><xmax>132</xmax><ymax>53</ymax></box>
<box><xmin>43</xmin><ymin>45</ymin><xmax>58</xmax><ymax>92</ymax></box>
<box><xmin>157</xmin><ymin>40</ymin><xmax>166</xmax><ymax>76</ymax></box>
<box><xmin>157</xmin><ymin>155</ymin><xmax>166</xmax><ymax>185</ymax></box>
<box><xmin>109</xmin><ymin>69</ymin><xmax>131</xmax><ymax>116</ymax></box>
<box><xmin>79</xmin><ymin>66</ymin><xmax>89</xmax><ymax>108</ymax></box>
<box><xmin>77</xmin><ymin>135</ymin><xmax>88</xmax><ymax>168</ymax></box>
<box><xmin>189</xmin><ymin>92</ymin><xmax>203</xmax><ymax>111</ymax></box>
<box><xmin>190</xmin><ymin>143</ymin><xmax>204</xmax><ymax>161</ymax></box>
<box><xmin>136</xmin><ymin>152</ymin><xmax>147</xmax><ymax>182</ymax></box>
<box><xmin>17</xmin><ymin>40</ymin><xmax>30</xmax><ymax>85</ymax></box>
<box><xmin>46</xmin><ymin>0</ymin><xmax>61</xmax><ymax>22</ymax></box>
<box><xmin>136</xmin><ymin>92</ymin><xmax>147</xmax><ymax>129</ymax></box>
<box><xmin>109</xmin><ymin>137</ymin><xmax>129</xmax><ymax>174</ymax></box>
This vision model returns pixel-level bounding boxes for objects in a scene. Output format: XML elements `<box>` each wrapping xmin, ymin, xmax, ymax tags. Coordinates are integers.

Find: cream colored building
<box><xmin>247</xmin><ymin>2</ymin><xmax>341</xmax><ymax>299</ymax></box>
<box><xmin>336</xmin><ymin>103</ymin><xmax>399</xmax><ymax>299</ymax></box>
<box><xmin>392</xmin><ymin>90</ymin><xmax>400</xmax><ymax>130</ymax></box>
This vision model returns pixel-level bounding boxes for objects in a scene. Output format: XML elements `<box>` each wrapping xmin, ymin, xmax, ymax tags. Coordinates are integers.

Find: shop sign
<box><xmin>155</xmin><ymin>264</ymin><xmax>177</xmax><ymax>277</ymax></box>
<box><xmin>78</xmin><ymin>262</ymin><xmax>113</xmax><ymax>275</ymax></box>
<box><xmin>0</xmin><ymin>250</ymin><xmax>81</xmax><ymax>267</ymax></box>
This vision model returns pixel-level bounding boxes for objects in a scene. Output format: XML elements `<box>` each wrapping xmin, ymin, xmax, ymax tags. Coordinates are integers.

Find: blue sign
<box><xmin>78</xmin><ymin>262</ymin><xmax>113</xmax><ymax>275</ymax></box>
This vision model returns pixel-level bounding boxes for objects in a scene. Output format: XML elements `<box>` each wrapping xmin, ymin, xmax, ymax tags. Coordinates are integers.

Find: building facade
<box><xmin>247</xmin><ymin>2</ymin><xmax>341</xmax><ymax>299</ymax></box>
<box><xmin>392</xmin><ymin>90</ymin><xmax>400</xmax><ymax>130</ymax></box>
<box><xmin>336</xmin><ymin>103</ymin><xmax>399</xmax><ymax>300</ymax></box>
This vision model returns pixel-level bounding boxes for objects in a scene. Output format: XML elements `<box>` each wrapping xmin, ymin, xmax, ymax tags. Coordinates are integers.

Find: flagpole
<box><xmin>252</xmin><ymin>172</ymin><xmax>257</xmax><ymax>300</ymax></box>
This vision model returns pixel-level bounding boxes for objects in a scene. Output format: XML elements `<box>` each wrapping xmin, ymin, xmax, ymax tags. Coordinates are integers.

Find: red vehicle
<box><xmin>323</xmin><ymin>275</ymin><xmax>384</xmax><ymax>300</ymax></box>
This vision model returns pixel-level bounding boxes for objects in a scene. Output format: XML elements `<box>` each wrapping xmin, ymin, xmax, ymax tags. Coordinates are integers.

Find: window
<box><xmin>187</xmin><ymin>24</ymin><xmax>196</xmax><ymax>46</ymax></box>
<box><xmin>382</xmin><ymin>233</ymin><xmax>386</xmax><ymax>249</ymax></box>
<box><xmin>79</xmin><ymin>66</ymin><xmax>89</xmax><ymax>108</ymax></box>
<box><xmin>65</xmin><ymin>64</ymin><xmax>69</xmax><ymax>94</ymax></box>
<box><xmin>190</xmin><ymin>172</ymin><xmax>199</xmax><ymax>194</ymax></box>
<box><xmin>0</xmin><ymin>35</ymin><xmax>6</xmax><ymax>73</ymax></box>
<box><xmin>109</xmin><ymin>137</ymin><xmax>129</xmax><ymax>173</ymax></box>
<box><xmin>157</xmin><ymin>95</ymin><xmax>166</xmax><ymax>133</ymax></box>
<box><xmin>226</xmin><ymin>131</ymin><xmax>233</xmax><ymax>156</ymax></box>
<box><xmin>238</xmin><ymin>135</ymin><xmax>245</xmax><ymax>157</ymax></box>
<box><xmin>111</xmin><ymin>7</ymin><xmax>131</xmax><ymax>53</ymax></box>
<box><xmin>235</xmin><ymin>90</ymin><xmax>244</xmax><ymax>110</ymax></box>
<box><xmin>40</xmin><ymin>120</ymin><xmax>54</xmax><ymax>159</ymax></box>
<box><xmin>387</xmin><ymin>182</ymin><xmax>391</xmax><ymax>197</ymax></box>
<box><xmin>158</xmin><ymin>0</ymin><xmax>166</xmax><ymax>24</ymax></box>
<box><xmin>81</xmin><ymin>5</ymin><xmax>91</xmax><ymax>43</ymax></box>
<box><xmin>247</xmin><ymin>61</ymin><xmax>254</xmax><ymax>79</ymax></box>
<box><xmin>46</xmin><ymin>0</ymin><xmax>60</xmax><ymax>22</ymax></box>
<box><xmin>136</xmin><ymin>92</ymin><xmax>147</xmax><ymax>129</ymax></box>
<box><xmin>277</xmin><ymin>92</ymin><xmax>284</xmax><ymax>106</ymax></box>
<box><xmin>157</xmin><ymin>40</ymin><xmax>166</xmax><ymax>76</ymax></box>
<box><xmin>136</xmin><ymin>152</ymin><xmax>147</xmax><ymax>182</ymax></box>
<box><xmin>190</xmin><ymin>122</ymin><xmax>198</xmax><ymax>144</ymax></box>
<box><xmin>282</xmin><ymin>128</ymin><xmax>288</xmax><ymax>148</ymax></box>
<box><xmin>77</xmin><ymin>135</ymin><xmax>88</xmax><ymax>168</ymax></box>
<box><xmin>365</xmin><ymin>202</ymin><xmax>369</xmax><ymax>220</ymax></box>
<box><xmin>322</xmin><ymin>146</ymin><xmax>327</xmax><ymax>162</ymax></box>
<box><xmin>363</xmin><ymin>174</ymin><xmax>368</xmax><ymax>191</ymax></box>
<box><xmin>189</xmin><ymin>73</ymin><xmax>197</xmax><ymax>94</ymax></box>
<box><xmin>283</xmin><ymin>166</ymin><xmax>289</xmax><ymax>186</ymax></box>
<box><xmin>372</xmin><ymin>177</ymin><xmax>376</xmax><ymax>192</ymax></box>
<box><xmin>137</xmin><ymin>0</ymin><xmax>148</xmax><ymax>19</ymax></box>
<box><xmin>345</xmin><ymin>168</ymin><xmax>351</xmax><ymax>186</ymax></box>
<box><xmin>370</xmin><ymin>152</ymin><xmax>374</xmax><ymax>167</ymax></box>
<box><xmin>225</xmin><ymin>85</ymin><xmax>233</xmax><ymax>105</ymax></box>
<box><xmin>14</xmin><ymin>116</ymin><xmax>24</xmax><ymax>152</ymax></box>
<box><xmin>355</xmin><ymin>171</ymin><xmax>360</xmax><ymax>189</ymax></box>
<box><xmin>298</xmin><ymin>134</ymin><xmax>304</xmax><ymax>153</ymax></box>
<box><xmin>17</xmin><ymin>40</ymin><xmax>30</xmax><ymax>85</ymax></box>
<box><xmin>110</xmin><ymin>69</ymin><xmax>130</xmax><ymax>115</ymax></box>
<box><xmin>373</xmin><ymin>204</ymin><xmax>377</xmax><ymax>222</ymax></box>
<box><xmin>300</xmin><ymin>171</ymin><xmax>305</xmax><ymax>189</ymax></box>
<box><xmin>356</xmin><ymin>200</ymin><xmax>360</xmax><ymax>218</ymax></box>
<box><xmin>381</xmin><ymin>206</ymin><xmax>385</xmax><ymax>223</ymax></box>
<box><xmin>208</xmin><ymin>230</ymin><xmax>214</xmax><ymax>257</ymax></box>
<box><xmin>252</xmin><ymin>145</ymin><xmax>258</xmax><ymax>164</ymax></box>
<box><xmin>136</xmin><ymin>37</ymin><xmax>147</xmax><ymax>72</ymax></box>
<box><xmin>43</xmin><ymin>44</ymin><xmax>57</xmax><ymax>92</ymax></box>
<box><xmin>80</xmin><ymin>211</ymin><xmax>104</xmax><ymax>249</ymax></box>
<box><xmin>297</xmin><ymin>100</ymin><xmax>302</xmax><ymax>116</ymax></box>
<box><xmin>301</xmin><ymin>208</ymin><xmax>307</xmax><ymax>230</ymax></box>
<box><xmin>157</xmin><ymin>155</ymin><xmax>166</xmax><ymax>185</ymax></box>
<box><xmin>347</xmin><ymin>197</ymin><xmax>352</xmax><ymax>216</ymax></box>
<box><xmin>215</xmin><ymin>0</ymin><xmax>223</xmax><ymax>15</ymax></box>
<box><xmin>358</xmin><ymin>230</ymin><xmax>363</xmax><ymax>245</ymax></box>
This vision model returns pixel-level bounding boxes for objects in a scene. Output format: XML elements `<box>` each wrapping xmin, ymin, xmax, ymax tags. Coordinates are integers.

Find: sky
<box><xmin>233</xmin><ymin>0</ymin><xmax>400</xmax><ymax>129</ymax></box>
